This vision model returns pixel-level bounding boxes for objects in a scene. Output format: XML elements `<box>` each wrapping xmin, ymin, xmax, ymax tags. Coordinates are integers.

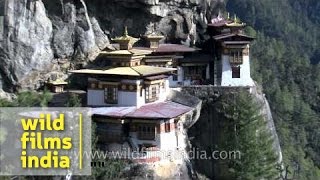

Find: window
<box><xmin>151</xmin><ymin>86</ymin><xmax>157</xmax><ymax>99</ymax></box>
<box><xmin>230</xmin><ymin>50</ymin><xmax>243</xmax><ymax>64</ymax></box>
<box><xmin>104</xmin><ymin>86</ymin><xmax>118</xmax><ymax>104</ymax></box>
<box><xmin>138</xmin><ymin>124</ymin><xmax>156</xmax><ymax>140</ymax></box>
<box><xmin>165</xmin><ymin>122</ymin><xmax>171</xmax><ymax>133</ymax></box>
<box><xmin>232</xmin><ymin>66</ymin><xmax>241</xmax><ymax>78</ymax></box>
<box><xmin>145</xmin><ymin>84</ymin><xmax>160</xmax><ymax>103</ymax></box>
<box><xmin>172</xmin><ymin>74</ymin><xmax>178</xmax><ymax>81</ymax></box>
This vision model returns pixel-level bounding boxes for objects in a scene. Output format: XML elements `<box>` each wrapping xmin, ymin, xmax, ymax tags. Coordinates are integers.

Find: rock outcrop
<box><xmin>182</xmin><ymin>85</ymin><xmax>283</xmax><ymax>179</ymax></box>
<box><xmin>1</xmin><ymin>0</ymin><xmax>53</xmax><ymax>91</ymax></box>
<box><xmin>0</xmin><ymin>0</ymin><xmax>223</xmax><ymax>92</ymax></box>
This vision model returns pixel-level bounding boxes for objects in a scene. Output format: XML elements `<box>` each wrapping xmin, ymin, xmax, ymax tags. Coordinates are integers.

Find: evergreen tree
<box><xmin>217</xmin><ymin>91</ymin><xmax>279</xmax><ymax>179</ymax></box>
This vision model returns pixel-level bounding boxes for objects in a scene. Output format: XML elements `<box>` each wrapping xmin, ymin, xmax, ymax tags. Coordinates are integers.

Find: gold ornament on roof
<box><xmin>124</xmin><ymin>26</ymin><xmax>129</xmax><ymax>37</ymax></box>
<box><xmin>112</xmin><ymin>26</ymin><xmax>139</xmax><ymax>50</ymax></box>
<box><xmin>226</xmin><ymin>14</ymin><xmax>246</xmax><ymax>27</ymax></box>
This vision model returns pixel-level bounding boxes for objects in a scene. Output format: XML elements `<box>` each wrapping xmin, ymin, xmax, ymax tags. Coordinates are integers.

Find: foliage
<box><xmin>65</xmin><ymin>93</ymin><xmax>82</xmax><ymax>107</ymax></box>
<box><xmin>226</xmin><ymin>0</ymin><xmax>320</xmax><ymax>179</ymax></box>
<box><xmin>217</xmin><ymin>91</ymin><xmax>279</xmax><ymax>179</ymax></box>
<box><xmin>0</xmin><ymin>99</ymin><xmax>14</xmax><ymax>107</ymax></box>
<box><xmin>86</xmin><ymin>122</ymin><xmax>128</xmax><ymax>180</ymax></box>
<box><xmin>0</xmin><ymin>89</ymin><xmax>53</xmax><ymax>107</ymax></box>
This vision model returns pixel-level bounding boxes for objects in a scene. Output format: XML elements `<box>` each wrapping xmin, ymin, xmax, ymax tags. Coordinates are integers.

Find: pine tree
<box><xmin>217</xmin><ymin>91</ymin><xmax>279</xmax><ymax>179</ymax></box>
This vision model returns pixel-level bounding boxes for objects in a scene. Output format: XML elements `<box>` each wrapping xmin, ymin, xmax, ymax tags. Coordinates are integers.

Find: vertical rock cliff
<box><xmin>0</xmin><ymin>0</ymin><xmax>223</xmax><ymax>92</ymax></box>
<box><xmin>1</xmin><ymin>0</ymin><xmax>53</xmax><ymax>91</ymax></box>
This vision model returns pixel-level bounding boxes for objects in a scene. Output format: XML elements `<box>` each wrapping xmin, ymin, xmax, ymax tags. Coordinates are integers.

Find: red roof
<box><xmin>126</xmin><ymin>101</ymin><xmax>192</xmax><ymax>119</ymax></box>
<box><xmin>92</xmin><ymin>101</ymin><xmax>193</xmax><ymax>120</ymax></box>
<box><xmin>91</xmin><ymin>107</ymin><xmax>136</xmax><ymax>118</ymax></box>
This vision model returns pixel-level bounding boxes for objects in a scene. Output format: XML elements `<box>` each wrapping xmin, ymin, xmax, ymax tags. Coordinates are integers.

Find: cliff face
<box><xmin>182</xmin><ymin>85</ymin><xmax>283</xmax><ymax>179</ymax></box>
<box><xmin>0</xmin><ymin>0</ymin><xmax>223</xmax><ymax>93</ymax></box>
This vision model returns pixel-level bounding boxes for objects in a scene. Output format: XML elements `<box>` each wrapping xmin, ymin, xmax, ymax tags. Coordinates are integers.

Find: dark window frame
<box><xmin>229</xmin><ymin>49</ymin><xmax>243</xmax><ymax>64</ymax></box>
<box><xmin>145</xmin><ymin>84</ymin><xmax>160</xmax><ymax>103</ymax></box>
<box><xmin>231</xmin><ymin>66</ymin><xmax>241</xmax><ymax>78</ymax></box>
<box><xmin>165</xmin><ymin>122</ymin><xmax>171</xmax><ymax>133</ymax></box>
<box><xmin>104</xmin><ymin>86</ymin><xmax>118</xmax><ymax>104</ymax></box>
<box><xmin>138</xmin><ymin>124</ymin><xmax>156</xmax><ymax>140</ymax></box>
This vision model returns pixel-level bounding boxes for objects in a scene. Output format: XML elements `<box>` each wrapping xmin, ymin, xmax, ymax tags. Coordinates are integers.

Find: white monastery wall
<box><xmin>221</xmin><ymin>55</ymin><xmax>254</xmax><ymax>87</ymax></box>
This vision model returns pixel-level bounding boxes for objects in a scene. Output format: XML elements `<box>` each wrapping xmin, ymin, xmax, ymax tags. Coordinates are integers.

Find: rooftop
<box><xmin>143</xmin><ymin>32</ymin><xmax>165</xmax><ymax>40</ymax></box>
<box><xmin>92</xmin><ymin>101</ymin><xmax>193</xmax><ymax>119</ymax></box>
<box><xmin>135</xmin><ymin>44</ymin><xmax>196</xmax><ymax>53</ymax></box>
<box><xmin>213</xmin><ymin>33</ymin><xmax>254</xmax><ymax>41</ymax></box>
<box><xmin>48</xmin><ymin>79</ymin><xmax>68</xmax><ymax>85</ymax></box>
<box><xmin>100</xmin><ymin>49</ymin><xmax>153</xmax><ymax>56</ymax></box>
<box><xmin>208</xmin><ymin>13</ymin><xmax>246</xmax><ymax>28</ymax></box>
<box><xmin>112</xmin><ymin>27</ymin><xmax>138</xmax><ymax>42</ymax></box>
<box><xmin>111</xmin><ymin>27</ymin><xmax>139</xmax><ymax>50</ymax></box>
<box><xmin>69</xmin><ymin>65</ymin><xmax>176</xmax><ymax>77</ymax></box>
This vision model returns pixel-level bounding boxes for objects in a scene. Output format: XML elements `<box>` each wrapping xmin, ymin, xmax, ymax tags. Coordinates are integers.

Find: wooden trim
<box><xmin>144</xmin><ymin>80</ymin><xmax>163</xmax><ymax>85</ymax></box>
<box><xmin>100</xmin><ymin>82</ymin><xmax>120</xmax><ymax>86</ymax></box>
<box><xmin>119</xmin><ymin>84</ymin><xmax>138</xmax><ymax>92</ymax></box>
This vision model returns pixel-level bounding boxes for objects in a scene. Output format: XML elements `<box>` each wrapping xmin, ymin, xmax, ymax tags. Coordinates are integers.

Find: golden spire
<box><xmin>124</xmin><ymin>26</ymin><xmax>128</xmax><ymax>37</ymax></box>
<box><xmin>227</xmin><ymin>12</ymin><xmax>230</xmax><ymax>20</ymax></box>
<box><xmin>226</xmin><ymin>14</ymin><xmax>246</xmax><ymax>27</ymax></box>
<box><xmin>112</xmin><ymin>26</ymin><xmax>139</xmax><ymax>50</ymax></box>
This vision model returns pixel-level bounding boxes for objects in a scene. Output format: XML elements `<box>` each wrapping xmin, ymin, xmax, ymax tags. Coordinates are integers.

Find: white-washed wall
<box><xmin>221</xmin><ymin>55</ymin><xmax>254</xmax><ymax>87</ymax></box>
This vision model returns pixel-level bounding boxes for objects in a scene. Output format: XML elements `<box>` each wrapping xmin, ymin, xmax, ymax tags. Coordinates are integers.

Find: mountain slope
<box><xmin>226</xmin><ymin>0</ymin><xmax>320</xmax><ymax>179</ymax></box>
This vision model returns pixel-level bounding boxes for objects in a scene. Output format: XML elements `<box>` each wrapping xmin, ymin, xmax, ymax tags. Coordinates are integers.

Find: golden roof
<box><xmin>143</xmin><ymin>32</ymin><xmax>164</xmax><ymax>40</ymax></box>
<box><xmin>100</xmin><ymin>48</ymin><xmax>153</xmax><ymax>56</ymax></box>
<box><xmin>48</xmin><ymin>79</ymin><xmax>68</xmax><ymax>85</ymax></box>
<box><xmin>112</xmin><ymin>26</ymin><xmax>139</xmax><ymax>45</ymax></box>
<box><xmin>226</xmin><ymin>14</ymin><xmax>246</xmax><ymax>27</ymax></box>
<box><xmin>69</xmin><ymin>65</ymin><xmax>176</xmax><ymax>77</ymax></box>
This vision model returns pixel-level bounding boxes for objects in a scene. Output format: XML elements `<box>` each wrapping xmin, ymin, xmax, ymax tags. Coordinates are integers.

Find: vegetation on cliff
<box><xmin>227</xmin><ymin>0</ymin><xmax>320</xmax><ymax>179</ymax></box>
<box><xmin>188</xmin><ymin>90</ymin><xmax>279</xmax><ymax>179</ymax></box>
<box><xmin>0</xmin><ymin>90</ymin><xmax>52</xmax><ymax>107</ymax></box>
<box><xmin>216</xmin><ymin>92</ymin><xmax>279</xmax><ymax>179</ymax></box>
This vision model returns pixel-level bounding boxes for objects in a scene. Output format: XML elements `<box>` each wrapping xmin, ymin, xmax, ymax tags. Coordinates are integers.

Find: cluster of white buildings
<box><xmin>69</xmin><ymin>14</ymin><xmax>255</xmax><ymax>162</ymax></box>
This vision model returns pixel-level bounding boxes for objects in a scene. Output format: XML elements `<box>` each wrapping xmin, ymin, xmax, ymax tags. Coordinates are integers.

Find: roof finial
<box><xmin>152</xmin><ymin>23</ymin><xmax>156</xmax><ymax>34</ymax></box>
<box><xmin>124</xmin><ymin>26</ymin><xmax>128</xmax><ymax>37</ymax></box>
<box><xmin>234</xmin><ymin>14</ymin><xmax>237</xmax><ymax>23</ymax></box>
<box><xmin>218</xmin><ymin>10</ymin><xmax>222</xmax><ymax>18</ymax></box>
<box><xmin>227</xmin><ymin>12</ymin><xmax>230</xmax><ymax>20</ymax></box>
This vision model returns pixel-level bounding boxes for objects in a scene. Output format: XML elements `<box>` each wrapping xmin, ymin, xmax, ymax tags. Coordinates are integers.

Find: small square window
<box><xmin>172</xmin><ymin>74</ymin><xmax>178</xmax><ymax>81</ymax></box>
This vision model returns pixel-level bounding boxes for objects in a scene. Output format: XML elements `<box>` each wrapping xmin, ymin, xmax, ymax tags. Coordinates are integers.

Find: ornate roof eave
<box><xmin>112</xmin><ymin>36</ymin><xmax>139</xmax><ymax>46</ymax></box>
